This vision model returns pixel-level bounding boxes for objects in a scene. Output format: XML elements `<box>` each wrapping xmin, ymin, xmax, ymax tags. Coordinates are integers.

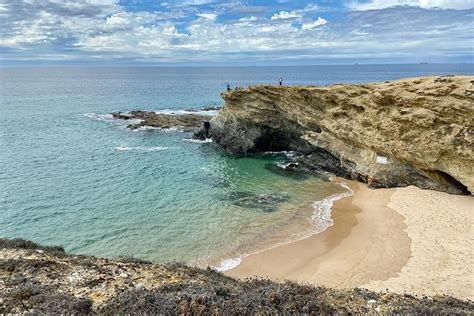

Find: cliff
<box><xmin>1</xmin><ymin>238</ymin><xmax>472</xmax><ymax>314</ymax></box>
<box><xmin>204</xmin><ymin>76</ymin><xmax>474</xmax><ymax>195</ymax></box>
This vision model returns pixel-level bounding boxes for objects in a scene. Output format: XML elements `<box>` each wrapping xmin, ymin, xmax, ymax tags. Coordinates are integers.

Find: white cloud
<box><xmin>0</xmin><ymin>1</ymin><xmax>472</xmax><ymax>64</ymax></box>
<box><xmin>419</xmin><ymin>0</ymin><xmax>474</xmax><ymax>9</ymax></box>
<box><xmin>106</xmin><ymin>13</ymin><xmax>131</xmax><ymax>27</ymax></box>
<box><xmin>271</xmin><ymin>11</ymin><xmax>302</xmax><ymax>20</ymax></box>
<box><xmin>196</xmin><ymin>13</ymin><xmax>218</xmax><ymax>21</ymax></box>
<box><xmin>238</xmin><ymin>16</ymin><xmax>258</xmax><ymax>22</ymax></box>
<box><xmin>348</xmin><ymin>0</ymin><xmax>474</xmax><ymax>10</ymax></box>
<box><xmin>302</xmin><ymin>17</ymin><xmax>327</xmax><ymax>30</ymax></box>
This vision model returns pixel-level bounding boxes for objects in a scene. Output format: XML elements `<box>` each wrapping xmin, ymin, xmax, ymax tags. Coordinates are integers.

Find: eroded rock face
<box><xmin>202</xmin><ymin>76</ymin><xmax>474</xmax><ymax>194</ymax></box>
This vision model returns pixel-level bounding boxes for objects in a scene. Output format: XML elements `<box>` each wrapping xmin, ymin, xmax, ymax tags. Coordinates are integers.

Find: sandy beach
<box><xmin>226</xmin><ymin>181</ymin><xmax>473</xmax><ymax>300</ymax></box>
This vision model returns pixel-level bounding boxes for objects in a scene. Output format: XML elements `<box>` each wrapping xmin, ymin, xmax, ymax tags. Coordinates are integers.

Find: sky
<box><xmin>0</xmin><ymin>0</ymin><xmax>473</xmax><ymax>65</ymax></box>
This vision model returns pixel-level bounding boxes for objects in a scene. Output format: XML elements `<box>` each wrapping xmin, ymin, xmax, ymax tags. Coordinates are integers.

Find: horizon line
<box><xmin>1</xmin><ymin>62</ymin><xmax>473</xmax><ymax>68</ymax></box>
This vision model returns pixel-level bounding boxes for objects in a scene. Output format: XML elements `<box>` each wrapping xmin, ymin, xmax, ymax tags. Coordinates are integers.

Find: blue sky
<box><xmin>0</xmin><ymin>0</ymin><xmax>473</xmax><ymax>65</ymax></box>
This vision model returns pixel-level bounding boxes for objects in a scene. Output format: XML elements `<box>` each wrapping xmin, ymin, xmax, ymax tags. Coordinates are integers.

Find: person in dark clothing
<box><xmin>279</xmin><ymin>77</ymin><xmax>283</xmax><ymax>86</ymax></box>
<box><xmin>226</xmin><ymin>83</ymin><xmax>231</xmax><ymax>91</ymax></box>
<box><xmin>203</xmin><ymin>121</ymin><xmax>210</xmax><ymax>137</ymax></box>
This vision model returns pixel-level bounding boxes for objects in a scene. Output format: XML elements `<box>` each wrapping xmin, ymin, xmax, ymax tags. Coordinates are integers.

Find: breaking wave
<box><xmin>311</xmin><ymin>182</ymin><xmax>353</xmax><ymax>233</ymax></box>
<box><xmin>114</xmin><ymin>146</ymin><xmax>170</xmax><ymax>152</ymax></box>
<box><xmin>155</xmin><ymin>109</ymin><xmax>219</xmax><ymax>116</ymax></box>
<box><xmin>83</xmin><ymin>113</ymin><xmax>114</xmax><ymax>121</ymax></box>
<box><xmin>182</xmin><ymin>138</ymin><xmax>213</xmax><ymax>143</ymax></box>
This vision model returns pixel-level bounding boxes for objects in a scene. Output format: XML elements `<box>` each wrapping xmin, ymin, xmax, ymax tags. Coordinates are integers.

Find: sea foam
<box><xmin>83</xmin><ymin>113</ymin><xmax>114</xmax><ymax>121</ymax></box>
<box><xmin>214</xmin><ymin>257</ymin><xmax>243</xmax><ymax>272</ymax></box>
<box><xmin>114</xmin><ymin>146</ymin><xmax>169</xmax><ymax>152</ymax></box>
<box><xmin>155</xmin><ymin>109</ymin><xmax>219</xmax><ymax>116</ymax></box>
<box><xmin>311</xmin><ymin>182</ymin><xmax>353</xmax><ymax>233</ymax></box>
<box><xmin>182</xmin><ymin>138</ymin><xmax>213</xmax><ymax>143</ymax></box>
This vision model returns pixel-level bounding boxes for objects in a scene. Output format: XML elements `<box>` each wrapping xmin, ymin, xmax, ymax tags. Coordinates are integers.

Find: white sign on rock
<box><xmin>376</xmin><ymin>155</ymin><xmax>388</xmax><ymax>164</ymax></box>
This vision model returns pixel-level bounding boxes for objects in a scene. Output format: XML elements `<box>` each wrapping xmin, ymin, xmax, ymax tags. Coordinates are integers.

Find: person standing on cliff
<box><xmin>279</xmin><ymin>77</ymin><xmax>283</xmax><ymax>86</ymax></box>
<box><xmin>226</xmin><ymin>83</ymin><xmax>231</xmax><ymax>91</ymax></box>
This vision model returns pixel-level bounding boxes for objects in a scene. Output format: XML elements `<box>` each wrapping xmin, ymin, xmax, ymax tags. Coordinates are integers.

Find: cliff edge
<box><xmin>204</xmin><ymin>76</ymin><xmax>474</xmax><ymax>194</ymax></box>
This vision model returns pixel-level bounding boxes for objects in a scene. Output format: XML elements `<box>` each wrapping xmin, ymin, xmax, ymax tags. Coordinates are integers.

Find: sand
<box><xmin>365</xmin><ymin>186</ymin><xmax>473</xmax><ymax>299</ymax></box>
<box><xmin>226</xmin><ymin>181</ymin><xmax>474</xmax><ymax>300</ymax></box>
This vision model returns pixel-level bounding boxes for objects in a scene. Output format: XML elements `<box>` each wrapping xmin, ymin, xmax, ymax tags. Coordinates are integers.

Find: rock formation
<box><xmin>112</xmin><ymin>110</ymin><xmax>211</xmax><ymax>131</ymax></box>
<box><xmin>199</xmin><ymin>76</ymin><xmax>474</xmax><ymax>195</ymax></box>
<box><xmin>1</xmin><ymin>238</ymin><xmax>472</xmax><ymax>314</ymax></box>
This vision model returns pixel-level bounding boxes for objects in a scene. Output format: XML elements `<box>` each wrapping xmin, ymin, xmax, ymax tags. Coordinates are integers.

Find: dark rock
<box><xmin>264</xmin><ymin>162</ymin><xmax>310</xmax><ymax>180</ymax></box>
<box><xmin>201</xmin><ymin>120</ymin><xmax>314</xmax><ymax>155</ymax></box>
<box><xmin>295</xmin><ymin>149</ymin><xmax>364</xmax><ymax>181</ymax></box>
<box><xmin>111</xmin><ymin>110</ymin><xmax>212</xmax><ymax>132</ymax></box>
<box><xmin>111</xmin><ymin>112</ymin><xmax>132</xmax><ymax>120</ymax></box>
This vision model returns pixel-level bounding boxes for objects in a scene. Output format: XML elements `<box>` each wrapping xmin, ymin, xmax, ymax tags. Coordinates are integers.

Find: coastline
<box><xmin>226</xmin><ymin>181</ymin><xmax>473</xmax><ymax>300</ymax></box>
<box><xmin>212</xmin><ymin>179</ymin><xmax>354</xmax><ymax>272</ymax></box>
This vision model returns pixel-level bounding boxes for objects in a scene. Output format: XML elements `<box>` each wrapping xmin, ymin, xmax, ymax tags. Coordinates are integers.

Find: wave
<box><xmin>263</xmin><ymin>150</ymin><xmax>296</xmax><ymax>158</ymax></box>
<box><xmin>214</xmin><ymin>181</ymin><xmax>354</xmax><ymax>272</ymax></box>
<box><xmin>132</xmin><ymin>126</ymin><xmax>161</xmax><ymax>131</ymax></box>
<box><xmin>114</xmin><ymin>146</ymin><xmax>170</xmax><ymax>152</ymax></box>
<box><xmin>154</xmin><ymin>109</ymin><xmax>219</xmax><ymax>116</ymax></box>
<box><xmin>182</xmin><ymin>138</ymin><xmax>213</xmax><ymax>143</ymax></box>
<box><xmin>83</xmin><ymin>113</ymin><xmax>114</xmax><ymax>121</ymax></box>
<box><xmin>275</xmin><ymin>161</ymin><xmax>298</xmax><ymax>169</ymax></box>
<box><xmin>214</xmin><ymin>257</ymin><xmax>243</xmax><ymax>272</ymax></box>
<box><xmin>311</xmin><ymin>182</ymin><xmax>353</xmax><ymax>234</ymax></box>
<box><xmin>132</xmin><ymin>126</ymin><xmax>183</xmax><ymax>132</ymax></box>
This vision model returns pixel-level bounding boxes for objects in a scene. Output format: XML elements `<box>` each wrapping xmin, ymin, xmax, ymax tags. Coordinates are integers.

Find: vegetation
<box><xmin>1</xmin><ymin>238</ymin><xmax>472</xmax><ymax>314</ymax></box>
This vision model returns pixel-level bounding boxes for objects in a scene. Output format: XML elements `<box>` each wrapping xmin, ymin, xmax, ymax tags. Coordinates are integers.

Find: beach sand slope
<box><xmin>227</xmin><ymin>182</ymin><xmax>473</xmax><ymax>300</ymax></box>
<box><xmin>363</xmin><ymin>186</ymin><xmax>473</xmax><ymax>299</ymax></box>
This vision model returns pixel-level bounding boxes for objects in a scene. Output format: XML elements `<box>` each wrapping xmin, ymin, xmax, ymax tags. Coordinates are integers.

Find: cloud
<box><xmin>302</xmin><ymin>17</ymin><xmax>327</xmax><ymax>30</ymax></box>
<box><xmin>196</xmin><ymin>13</ymin><xmax>218</xmax><ymax>21</ymax></box>
<box><xmin>0</xmin><ymin>1</ymin><xmax>472</xmax><ymax>64</ymax></box>
<box><xmin>271</xmin><ymin>11</ymin><xmax>302</xmax><ymax>20</ymax></box>
<box><xmin>238</xmin><ymin>16</ymin><xmax>258</xmax><ymax>22</ymax></box>
<box><xmin>348</xmin><ymin>0</ymin><xmax>474</xmax><ymax>10</ymax></box>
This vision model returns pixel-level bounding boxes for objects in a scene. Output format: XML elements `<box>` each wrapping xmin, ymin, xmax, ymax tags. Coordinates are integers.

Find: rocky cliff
<box><xmin>203</xmin><ymin>76</ymin><xmax>474</xmax><ymax>195</ymax></box>
<box><xmin>1</xmin><ymin>238</ymin><xmax>473</xmax><ymax>314</ymax></box>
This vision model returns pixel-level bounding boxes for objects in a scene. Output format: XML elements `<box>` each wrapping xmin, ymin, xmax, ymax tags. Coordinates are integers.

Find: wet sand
<box><xmin>226</xmin><ymin>181</ymin><xmax>473</xmax><ymax>300</ymax></box>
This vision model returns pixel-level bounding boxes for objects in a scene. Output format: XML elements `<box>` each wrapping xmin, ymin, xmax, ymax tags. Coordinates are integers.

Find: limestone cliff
<box><xmin>204</xmin><ymin>76</ymin><xmax>474</xmax><ymax>195</ymax></box>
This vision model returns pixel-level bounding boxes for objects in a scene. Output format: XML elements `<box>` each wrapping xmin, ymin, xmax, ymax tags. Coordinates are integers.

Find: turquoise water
<box><xmin>1</xmin><ymin>64</ymin><xmax>473</xmax><ymax>266</ymax></box>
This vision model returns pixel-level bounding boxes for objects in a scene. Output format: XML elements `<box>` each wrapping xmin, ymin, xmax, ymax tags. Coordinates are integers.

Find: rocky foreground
<box><xmin>199</xmin><ymin>76</ymin><xmax>474</xmax><ymax>195</ymax></box>
<box><xmin>1</xmin><ymin>238</ymin><xmax>473</xmax><ymax>314</ymax></box>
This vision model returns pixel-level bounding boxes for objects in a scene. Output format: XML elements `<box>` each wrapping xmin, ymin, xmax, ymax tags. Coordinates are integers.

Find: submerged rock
<box><xmin>229</xmin><ymin>191</ymin><xmax>290</xmax><ymax>212</ymax></box>
<box><xmin>264</xmin><ymin>162</ymin><xmax>310</xmax><ymax>180</ymax></box>
<box><xmin>199</xmin><ymin>76</ymin><xmax>474</xmax><ymax>195</ymax></box>
<box><xmin>112</xmin><ymin>110</ymin><xmax>211</xmax><ymax>132</ymax></box>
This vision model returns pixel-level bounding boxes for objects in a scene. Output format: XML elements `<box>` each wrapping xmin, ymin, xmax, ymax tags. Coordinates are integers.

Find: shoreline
<box><xmin>212</xmin><ymin>180</ymin><xmax>354</xmax><ymax>272</ymax></box>
<box><xmin>226</xmin><ymin>181</ymin><xmax>473</xmax><ymax>300</ymax></box>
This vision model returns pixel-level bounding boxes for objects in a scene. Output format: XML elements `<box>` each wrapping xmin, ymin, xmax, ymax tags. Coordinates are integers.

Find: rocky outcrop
<box><xmin>112</xmin><ymin>111</ymin><xmax>211</xmax><ymax>131</ymax></box>
<box><xmin>1</xmin><ymin>238</ymin><xmax>472</xmax><ymax>314</ymax></box>
<box><xmin>200</xmin><ymin>76</ymin><xmax>474</xmax><ymax>194</ymax></box>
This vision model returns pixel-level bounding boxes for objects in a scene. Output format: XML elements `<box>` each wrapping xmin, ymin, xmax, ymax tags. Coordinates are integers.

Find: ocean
<box><xmin>1</xmin><ymin>64</ymin><xmax>473</xmax><ymax>268</ymax></box>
